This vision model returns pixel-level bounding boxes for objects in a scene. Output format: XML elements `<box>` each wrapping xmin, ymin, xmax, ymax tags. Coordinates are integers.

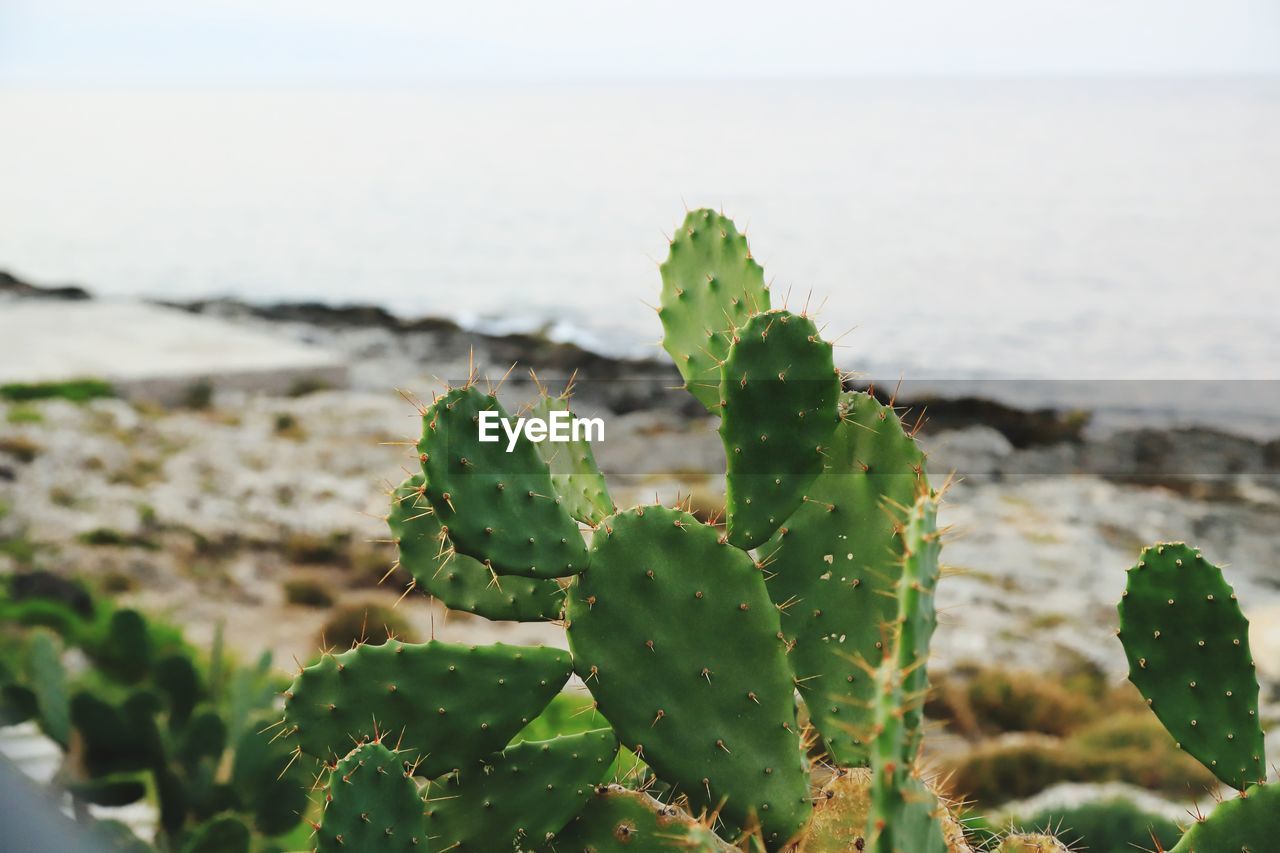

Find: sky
<box><xmin>2</xmin><ymin>0</ymin><xmax>1278</xmax><ymax>85</ymax></box>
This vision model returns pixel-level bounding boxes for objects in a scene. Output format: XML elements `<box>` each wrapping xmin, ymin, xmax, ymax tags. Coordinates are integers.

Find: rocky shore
<box><xmin>4</xmin><ymin>271</ymin><xmax>1280</xmax><ymax>827</ymax></box>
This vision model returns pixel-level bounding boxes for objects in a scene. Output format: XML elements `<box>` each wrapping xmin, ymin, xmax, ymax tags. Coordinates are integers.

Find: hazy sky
<box><xmin>2</xmin><ymin>0</ymin><xmax>1278</xmax><ymax>84</ymax></box>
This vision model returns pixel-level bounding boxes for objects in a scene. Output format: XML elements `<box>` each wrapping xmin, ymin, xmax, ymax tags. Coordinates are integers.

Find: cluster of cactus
<box><xmin>273</xmin><ymin>208</ymin><xmax>1100</xmax><ymax>852</ymax></box>
<box><xmin>6</xmin><ymin>209</ymin><xmax>1265</xmax><ymax>850</ymax></box>
<box><xmin>0</xmin><ymin>577</ymin><xmax>306</xmax><ymax>851</ymax></box>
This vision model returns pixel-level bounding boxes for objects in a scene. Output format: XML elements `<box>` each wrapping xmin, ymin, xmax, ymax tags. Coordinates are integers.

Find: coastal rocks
<box><xmin>164</xmin><ymin>297</ymin><xmax>696</xmax><ymax>417</ymax></box>
<box><xmin>0</xmin><ymin>270</ymin><xmax>90</xmax><ymax>301</ymax></box>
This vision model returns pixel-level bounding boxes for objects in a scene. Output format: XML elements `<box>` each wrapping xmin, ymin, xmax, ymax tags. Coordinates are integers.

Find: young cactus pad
<box><xmin>566</xmin><ymin>505</ymin><xmax>812</xmax><ymax>847</ymax></box>
<box><xmin>869</xmin><ymin>771</ymin><xmax>955</xmax><ymax>853</ymax></box>
<box><xmin>284</xmin><ymin>639</ymin><xmax>572</xmax><ymax>776</ymax></box>
<box><xmin>895</xmin><ymin>492</ymin><xmax>942</xmax><ymax>761</ymax></box>
<box><xmin>316</xmin><ymin>740</ymin><xmax>425</xmax><ymax>853</ymax></box>
<box><xmin>720</xmin><ymin>309</ymin><xmax>840</xmax><ymax>549</ymax></box>
<box><xmin>1170</xmin><ymin>781</ymin><xmax>1280</xmax><ymax>852</ymax></box>
<box><xmin>659</xmin><ymin>208</ymin><xmax>770</xmax><ymax>412</ymax></box>
<box><xmin>418</xmin><ymin>385</ymin><xmax>588</xmax><ymax>578</ymax></box>
<box><xmin>422</xmin><ymin>729</ymin><xmax>619</xmax><ymax>850</ymax></box>
<box><xmin>390</xmin><ymin>474</ymin><xmax>563</xmax><ymax>621</ymax></box>
<box><xmin>1117</xmin><ymin>543</ymin><xmax>1264</xmax><ymax>790</ymax></box>
<box><xmin>757</xmin><ymin>392</ymin><xmax>926</xmax><ymax>765</ymax></box>
<box><xmin>530</xmin><ymin>389</ymin><xmax>614</xmax><ymax>525</ymax></box>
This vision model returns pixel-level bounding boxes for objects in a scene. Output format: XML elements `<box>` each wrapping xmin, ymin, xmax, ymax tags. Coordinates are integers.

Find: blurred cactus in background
<box><xmin>0</xmin><ymin>572</ymin><xmax>307</xmax><ymax>851</ymax></box>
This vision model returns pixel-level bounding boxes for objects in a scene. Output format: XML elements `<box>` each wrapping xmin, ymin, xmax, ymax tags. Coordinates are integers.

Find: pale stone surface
<box><xmin>0</xmin><ymin>300</ymin><xmax>346</xmax><ymax>395</ymax></box>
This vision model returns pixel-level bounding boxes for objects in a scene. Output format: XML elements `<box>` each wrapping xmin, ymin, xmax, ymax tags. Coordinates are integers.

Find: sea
<box><xmin>2</xmin><ymin>78</ymin><xmax>1278</xmax><ymax>389</ymax></box>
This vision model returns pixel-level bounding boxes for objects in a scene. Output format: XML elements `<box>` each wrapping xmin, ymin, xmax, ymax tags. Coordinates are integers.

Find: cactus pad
<box><xmin>317</xmin><ymin>741</ymin><xmax>424</xmax><ymax>853</ymax></box>
<box><xmin>284</xmin><ymin>639</ymin><xmax>572</xmax><ymax>776</ymax></box>
<box><xmin>553</xmin><ymin>785</ymin><xmax>733</xmax><ymax>851</ymax></box>
<box><xmin>181</xmin><ymin>815</ymin><xmax>250</xmax><ymax>853</ymax></box>
<box><xmin>804</xmin><ymin>768</ymin><xmax>873</xmax><ymax>853</ymax></box>
<box><xmin>423</xmin><ymin>729</ymin><xmax>619</xmax><ymax>850</ymax></box>
<box><xmin>720</xmin><ymin>309</ymin><xmax>840</xmax><ymax>549</ymax></box>
<box><xmin>1117</xmin><ymin>543</ymin><xmax>1264</xmax><ymax>790</ymax></box>
<box><xmin>566</xmin><ymin>505</ymin><xmax>811</xmax><ymax>847</ymax></box>
<box><xmin>1171</xmin><ymin>781</ymin><xmax>1280</xmax><ymax>852</ymax></box>
<box><xmin>390</xmin><ymin>474</ymin><xmax>563</xmax><ymax>621</ymax></box>
<box><xmin>531</xmin><ymin>390</ymin><xmax>614</xmax><ymax>525</ymax></box>
<box><xmin>25</xmin><ymin>630</ymin><xmax>70</xmax><ymax>746</ymax></box>
<box><xmin>868</xmin><ymin>772</ymin><xmax>953</xmax><ymax>853</ymax></box>
<box><xmin>232</xmin><ymin>716</ymin><xmax>310</xmax><ymax>836</ymax></box>
<box><xmin>895</xmin><ymin>493</ymin><xmax>941</xmax><ymax>761</ymax></box>
<box><xmin>757</xmin><ymin>392</ymin><xmax>925</xmax><ymax>764</ymax></box>
<box><xmin>659</xmin><ymin>208</ymin><xmax>770</xmax><ymax>411</ymax></box>
<box><xmin>418</xmin><ymin>385</ymin><xmax>588</xmax><ymax>577</ymax></box>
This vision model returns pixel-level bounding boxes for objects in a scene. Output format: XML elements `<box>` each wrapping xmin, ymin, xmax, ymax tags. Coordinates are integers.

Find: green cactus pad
<box><xmin>566</xmin><ymin>505</ymin><xmax>811</xmax><ymax>848</ymax></box>
<box><xmin>552</xmin><ymin>784</ymin><xmax>733</xmax><ymax>851</ymax></box>
<box><xmin>284</xmin><ymin>638</ymin><xmax>572</xmax><ymax>775</ymax></box>
<box><xmin>231</xmin><ymin>718</ymin><xmax>310</xmax><ymax>836</ymax></box>
<box><xmin>659</xmin><ymin>208</ymin><xmax>770</xmax><ymax>411</ymax></box>
<box><xmin>867</xmin><ymin>655</ymin><xmax>907</xmax><ymax>853</ymax></box>
<box><xmin>176</xmin><ymin>709</ymin><xmax>226</xmax><ymax>769</ymax></box>
<box><xmin>1117</xmin><ymin>543</ymin><xmax>1264</xmax><ymax>790</ymax></box>
<box><xmin>720</xmin><ymin>309</ymin><xmax>840</xmax><ymax>549</ymax></box>
<box><xmin>1171</xmin><ymin>781</ymin><xmax>1280</xmax><ymax>852</ymax></box>
<box><xmin>94</xmin><ymin>608</ymin><xmax>152</xmax><ymax>683</ymax></box>
<box><xmin>71</xmin><ymin>690</ymin><xmax>162</xmax><ymax>775</ymax></box>
<box><xmin>155</xmin><ymin>654</ymin><xmax>200</xmax><ymax>729</ymax></box>
<box><xmin>867</xmin><ymin>772</ymin><xmax>952</xmax><ymax>853</ymax></box>
<box><xmin>895</xmin><ymin>493</ymin><xmax>941</xmax><ymax>762</ymax></box>
<box><xmin>25</xmin><ymin>630</ymin><xmax>70</xmax><ymax>746</ymax></box>
<box><xmin>418</xmin><ymin>385</ymin><xmax>588</xmax><ymax>578</ymax></box>
<box><xmin>423</xmin><ymin>729</ymin><xmax>619</xmax><ymax>850</ymax></box>
<box><xmin>757</xmin><ymin>392</ymin><xmax>926</xmax><ymax>765</ymax></box>
<box><xmin>390</xmin><ymin>474</ymin><xmax>563</xmax><ymax>621</ymax></box>
<box><xmin>866</xmin><ymin>639</ymin><xmax>957</xmax><ymax>853</ymax></box>
<box><xmin>531</xmin><ymin>391</ymin><xmax>614</xmax><ymax>525</ymax></box>
<box><xmin>317</xmin><ymin>741</ymin><xmax>425</xmax><ymax>853</ymax></box>
<box><xmin>180</xmin><ymin>815</ymin><xmax>251</xmax><ymax>853</ymax></box>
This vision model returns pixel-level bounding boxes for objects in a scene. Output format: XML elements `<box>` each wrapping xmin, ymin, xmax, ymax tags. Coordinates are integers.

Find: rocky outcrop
<box><xmin>0</xmin><ymin>270</ymin><xmax>90</xmax><ymax>301</ymax></box>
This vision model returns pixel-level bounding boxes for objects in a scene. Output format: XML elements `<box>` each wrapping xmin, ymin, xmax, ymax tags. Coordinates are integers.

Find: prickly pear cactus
<box><xmin>659</xmin><ymin>208</ymin><xmax>770</xmax><ymax>411</ymax></box>
<box><xmin>804</xmin><ymin>768</ymin><xmax>873</xmax><ymax>852</ymax></box>
<box><xmin>423</xmin><ymin>729</ymin><xmax>619</xmax><ymax>850</ymax></box>
<box><xmin>24</xmin><ymin>629</ymin><xmax>70</xmax><ymax>746</ymax></box>
<box><xmin>566</xmin><ymin>505</ymin><xmax>812</xmax><ymax>846</ymax></box>
<box><xmin>864</xmin><ymin>495</ymin><xmax>950</xmax><ymax>853</ymax></box>
<box><xmin>1117</xmin><ymin>543</ymin><xmax>1264</xmax><ymax>790</ymax></box>
<box><xmin>390</xmin><ymin>474</ymin><xmax>564</xmax><ymax>621</ymax></box>
<box><xmin>316</xmin><ymin>740</ymin><xmax>424</xmax><ymax>852</ymax></box>
<box><xmin>1170</xmin><ymin>782</ymin><xmax>1280</xmax><ymax>852</ymax></box>
<box><xmin>552</xmin><ymin>784</ymin><xmax>734</xmax><ymax>851</ymax></box>
<box><xmin>758</xmin><ymin>392</ymin><xmax>926</xmax><ymax>765</ymax></box>
<box><xmin>719</xmin><ymin>309</ymin><xmax>840</xmax><ymax>549</ymax></box>
<box><xmin>895</xmin><ymin>493</ymin><xmax>942</xmax><ymax>760</ymax></box>
<box><xmin>283</xmin><ymin>638</ymin><xmax>572</xmax><ymax>773</ymax></box>
<box><xmin>418</xmin><ymin>385</ymin><xmax>588</xmax><ymax>577</ymax></box>
<box><xmin>531</xmin><ymin>388</ymin><xmax>614</xmax><ymax>525</ymax></box>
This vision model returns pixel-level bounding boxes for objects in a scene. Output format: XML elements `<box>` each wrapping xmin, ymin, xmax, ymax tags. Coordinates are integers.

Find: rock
<box><xmin>0</xmin><ymin>270</ymin><xmax>90</xmax><ymax>301</ymax></box>
<box><xmin>8</xmin><ymin>570</ymin><xmax>94</xmax><ymax>617</ymax></box>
